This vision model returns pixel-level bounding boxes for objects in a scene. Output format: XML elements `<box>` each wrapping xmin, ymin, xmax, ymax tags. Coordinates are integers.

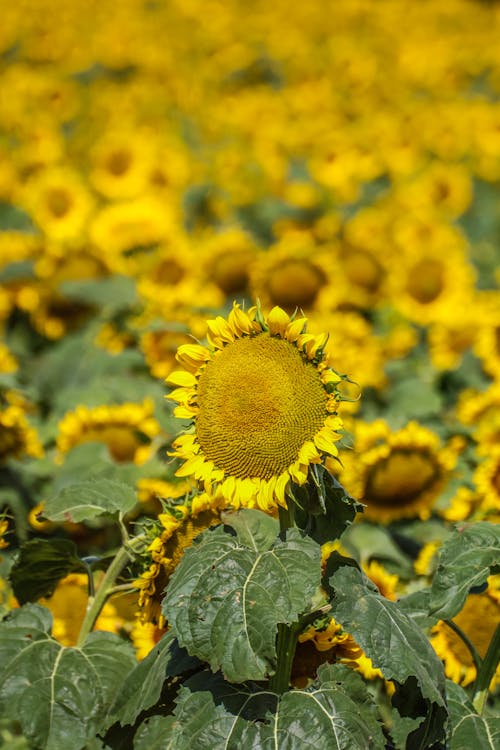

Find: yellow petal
<box><xmin>173</xmin><ymin>404</ymin><xmax>198</xmax><ymax>419</ymax></box>
<box><xmin>166</xmin><ymin>370</ymin><xmax>197</xmax><ymax>387</ymax></box>
<box><xmin>298</xmin><ymin>440</ymin><xmax>321</xmax><ymax>465</ymax></box>
<box><xmin>267</xmin><ymin>306</ymin><xmax>290</xmax><ymax>336</ymax></box>
<box><xmin>314</xmin><ymin>429</ymin><xmax>339</xmax><ymax>456</ymax></box>
<box><xmin>285</xmin><ymin>317</ymin><xmax>307</xmax><ymax>342</ymax></box>
<box><xmin>176</xmin><ymin>344</ymin><xmax>210</xmax><ymax>372</ymax></box>
<box><xmin>228</xmin><ymin>303</ymin><xmax>260</xmax><ymax>336</ymax></box>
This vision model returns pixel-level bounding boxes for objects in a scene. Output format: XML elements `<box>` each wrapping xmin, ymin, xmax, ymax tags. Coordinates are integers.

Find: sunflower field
<box><xmin>1</xmin><ymin>1</ymin><xmax>500</xmax><ymax>748</ymax></box>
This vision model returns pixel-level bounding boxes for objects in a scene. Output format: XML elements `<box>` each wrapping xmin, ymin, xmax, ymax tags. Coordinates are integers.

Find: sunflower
<box><xmin>0</xmin><ymin>404</ymin><xmax>44</xmax><ymax>462</ymax></box>
<box><xmin>293</xmin><ymin>615</ymin><xmax>363</xmax><ymax>688</ymax></box>
<box><xmin>167</xmin><ymin>303</ymin><xmax>344</xmax><ymax>512</ymax></box>
<box><xmin>130</xmin><ymin>620</ymin><xmax>166</xmax><ymax>660</ymax></box>
<box><xmin>0</xmin><ymin>518</ymin><xmax>9</xmax><ymax>550</ymax></box>
<box><xmin>431</xmin><ymin>577</ymin><xmax>500</xmax><ymax>689</ymax></box>
<box><xmin>56</xmin><ymin>399</ymin><xmax>162</xmax><ymax>465</ymax></box>
<box><xmin>0</xmin><ymin>342</ymin><xmax>18</xmax><ymax>374</ymax></box>
<box><xmin>197</xmin><ymin>227</ymin><xmax>260</xmax><ymax>298</ymax></box>
<box><xmin>18</xmin><ymin>166</ymin><xmax>95</xmax><ymax>241</ymax></box>
<box><xmin>134</xmin><ymin>501</ymin><xmax>223</xmax><ymax>626</ymax></box>
<box><xmin>472</xmin><ymin>447</ymin><xmax>500</xmax><ymax>521</ymax></box>
<box><xmin>338</xmin><ymin>420</ymin><xmax>458</xmax><ymax>523</ymax></box>
<box><xmin>456</xmin><ymin>382</ymin><xmax>500</xmax><ymax>453</ymax></box>
<box><xmin>249</xmin><ymin>234</ymin><xmax>342</xmax><ymax>315</ymax></box>
<box><xmin>39</xmin><ymin>573</ymin><xmax>125</xmax><ymax>647</ymax></box>
<box><xmin>88</xmin><ymin>129</ymin><xmax>155</xmax><ymax>200</ymax></box>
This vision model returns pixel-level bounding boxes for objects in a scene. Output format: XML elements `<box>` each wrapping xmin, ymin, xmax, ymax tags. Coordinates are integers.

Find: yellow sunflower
<box><xmin>249</xmin><ymin>234</ymin><xmax>342</xmax><ymax>315</ymax></box>
<box><xmin>338</xmin><ymin>420</ymin><xmax>458</xmax><ymax>523</ymax></box>
<box><xmin>56</xmin><ymin>399</ymin><xmax>162</xmax><ymax>465</ymax></box>
<box><xmin>130</xmin><ymin>620</ymin><xmax>166</xmax><ymax>660</ymax></box>
<box><xmin>473</xmin><ymin>447</ymin><xmax>500</xmax><ymax>521</ymax></box>
<box><xmin>431</xmin><ymin>577</ymin><xmax>500</xmax><ymax>689</ymax></box>
<box><xmin>39</xmin><ymin>573</ymin><xmax>124</xmax><ymax>647</ymax></box>
<box><xmin>0</xmin><ymin>518</ymin><xmax>9</xmax><ymax>550</ymax></box>
<box><xmin>0</xmin><ymin>404</ymin><xmax>44</xmax><ymax>462</ymax></box>
<box><xmin>134</xmin><ymin>501</ymin><xmax>223</xmax><ymax>626</ymax></box>
<box><xmin>167</xmin><ymin>303</ymin><xmax>344</xmax><ymax>512</ymax></box>
<box><xmin>293</xmin><ymin>615</ymin><xmax>363</xmax><ymax>688</ymax></box>
<box><xmin>456</xmin><ymin>382</ymin><xmax>500</xmax><ymax>453</ymax></box>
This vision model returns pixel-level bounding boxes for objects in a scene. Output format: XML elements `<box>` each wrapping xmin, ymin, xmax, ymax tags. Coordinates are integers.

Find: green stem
<box><xmin>76</xmin><ymin>535</ymin><xmax>145</xmax><ymax>647</ymax></box>
<box><xmin>473</xmin><ymin>622</ymin><xmax>500</xmax><ymax>714</ymax></box>
<box><xmin>269</xmin><ymin>621</ymin><xmax>301</xmax><ymax>694</ymax></box>
<box><xmin>278</xmin><ymin>502</ymin><xmax>295</xmax><ymax>533</ymax></box>
<box><xmin>444</xmin><ymin>619</ymin><xmax>482</xmax><ymax>674</ymax></box>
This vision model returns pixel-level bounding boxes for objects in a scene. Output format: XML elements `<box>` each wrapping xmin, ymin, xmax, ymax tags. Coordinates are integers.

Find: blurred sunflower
<box><xmin>0</xmin><ymin>342</ymin><xmax>18</xmax><ymax>374</ymax></box>
<box><xmin>56</xmin><ymin>399</ymin><xmax>162</xmax><ymax>465</ymax></box>
<box><xmin>197</xmin><ymin>227</ymin><xmax>260</xmax><ymax>299</ymax></box>
<box><xmin>0</xmin><ymin>404</ymin><xmax>44</xmax><ymax>462</ymax></box>
<box><xmin>39</xmin><ymin>573</ymin><xmax>125</xmax><ymax>647</ymax></box>
<box><xmin>388</xmin><ymin>241</ymin><xmax>476</xmax><ymax>326</ymax></box>
<box><xmin>249</xmin><ymin>234</ymin><xmax>341</xmax><ymax>315</ymax></box>
<box><xmin>338</xmin><ymin>420</ymin><xmax>458</xmax><ymax>523</ymax></box>
<box><xmin>472</xmin><ymin>447</ymin><xmax>500</xmax><ymax>521</ymax></box>
<box><xmin>456</xmin><ymin>382</ymin><xmax>500</xmax><ymax>453</ymax></box>
<box><xmin>88</xmin><ymin>129</ymin><xmax>155</xmax><ymax>200</ymax></box>
<box><xmin>18</xmin><ymin>166</ymin><xmax>94</xmax><ymax>241</ymax></box>
<box><xmin>130</xmin><ymin>620</ymin><xmax>166</xmax><ymax>660</ymax></box>
<box><xmin>167</xmin><ymin>303</ymin><xmax>344</xmax><ymax>512</ymax></box>
<box><xmin>431</xmin><ymin>577</ymin><xmax>500</xmax><ymax>689</ymax></box>
<box><xmin>134</xmin><ymin>500</ymin><xmax>222</xmax><ymax>626</ymax></box>
<box><xmin>0</xmin><ymin>518</ymin><xmax>10</xmax><ymax>550</ymax></box>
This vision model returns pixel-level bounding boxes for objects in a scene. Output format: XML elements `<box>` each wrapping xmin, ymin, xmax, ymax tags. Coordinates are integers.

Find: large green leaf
<box><xmin>293</xmin><ymin>467</ymin><xmax>363</xmax><ymax>545</ymax></box>
<box><xmin>43</xmin><ymin>478</ymin><xmax>138</xmax><ymax>523</ymax></box>
<box><xmin>221</xmin><ymin>508</ymin><xmax>279</xmax><ymax>552</ymax></box>
<box><xmin>446</xmin><ymin>681</ymin><xmax>500</xmax><ymax>750</ymax></box>
<box><xmin>330</xmin><ymin>565</ymin><xmax>446</xmax><ymax>705</ymax></box>
<box><xmin>113</xmin><ymin>631</ymin><xmax>200</xmax><ymax>726</ymax></box>
<box><xmin>134</xmin><ymin>716</ymin><xmax>177</xmax><ymax>750</ymax></box>
<box><xmin>329</xmin><ymin>565</ymin><xmax>447</xmax><ymax>749</ymax></box>
<box><xmin>0</xmin><ymin>605</ymin><xmax>137</xmax><ymax>750</ymax></box>
<box><xmin>133</xmin><ymin>666</ymin><xmax>386</xmax><ymax>749</ymax></box>
<box><xmin>429</xmin><ymin>521</ymin><xmax>500</xmax><ymax>620</ymax></box>
<box><xmin>163</xmin><ymin>523</ymin><xmax>321</xmax><ymax>682</ymax></box>
<box><xmin>9</xmin><ymin>538</ymin><xmax>86</xmax><ymax>604</ymax></box>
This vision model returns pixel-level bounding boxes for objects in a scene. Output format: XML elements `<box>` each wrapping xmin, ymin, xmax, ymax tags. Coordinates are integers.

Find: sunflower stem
<box><xmin>269</xmin><ymin>621</ymin><xmax>301</xmax><ymax>694</ymax></box>
<box><xmin>76</xmin><ymin>535</ymin><xmax>145</xmax><ymax>647</ymax></box>
<box><xmin>472</xmin><ymin>621</ymin><xmax>500</xmax><ymax>714</ymax></box>
<box><xmin>443</xmin><ymin>619</ymin><xmax>482</xmax><ymax>675</ymax></box>
<box><xmin>278</xmin><ymin>502</ymin><xmax>295</xmax><ymax>533</ymax></box>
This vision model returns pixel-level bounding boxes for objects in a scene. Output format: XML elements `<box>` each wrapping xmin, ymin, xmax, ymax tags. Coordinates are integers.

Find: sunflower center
<box><xmin>46</xmin><ymin>188</ymin><xmax>73</xmax><ymax>218</ymax></box>
<box><xmin>196</xmin><ymin>333</ymin><xmax>327</xmax><ymax>480</ymax></box>
<box><xmin>406</xmin><ymin>259</ymin><xmax>444</xmax><ymax>304</ymax></box>
<box><xmin>366</xmin><ymin>449</ymin><xmax>438</xmax><ymax>507</ymax></box>
<box><xmin>211</xmin><ymin>250</ymin><xmax>252</xmax><ymax>295</ymax></box>
<box><xmin>447</xmin><ymin>592</ymin><xmax>499</xmax><ymax>666</ymax></box>
<box><xmin>106</xmin><ymin>149</ymin><xmax>132</xmax><ymax>177</ymax></box>
<box><xmin>343</xmin><ymin>249</ymin><xmax>382</xmax><ymax>292</ymax></box>
<box><xmin>267</xmin><ymin>260</ymin><xmax>327</xmax><ymax>312</ymax></box>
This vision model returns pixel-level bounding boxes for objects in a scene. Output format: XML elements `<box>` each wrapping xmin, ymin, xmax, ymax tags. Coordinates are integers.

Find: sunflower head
<box><xmin>166</xmin><ymin>303</ymin><xmax>345</xmax><ymax>513</ymax></box>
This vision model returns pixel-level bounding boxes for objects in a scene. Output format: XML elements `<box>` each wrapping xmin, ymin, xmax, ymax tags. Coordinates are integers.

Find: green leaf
<box><xmin>329</xmin><ymin>565</ymin><xmax>447</xmax><ymax>748</ymax></box>
<box><xmin>221</xmin><ymin>507</ymin><xmax>279</xmax><ymax>552</ymax></box>
<box><xmin>59</xmin><ymin>275</ymin><xmax>137</xmax><ymax>312</ymax></box>
<box><xmin>146</xmin><ymin>666</ymin><xmax>386</xmax><ymax>749</ymax></box>
<box><xmin>429</xmin><ymin>521</ymin><xmax>500</xmax><ymax>620</ymax></box>
<box><xmin>82</xmin><ymin>632</ymin><xmax>137</xmax><ymax>728</ymax></box>
<box><xmin>9</xmin><ymin>538</ymin><xmax>86</xmax><ymax>604</ymax></box>
<box><xmin>0</xmin><ymin>203</ymin><xmax>35</xmax><ymax>231</ymax></box>
<box><xmin>163</xmin><ymin>525</ymin><xmax>321</xmax><ymax>682</ymax></box>
<box><xmin>43</xmin><ymin>478</ymin><xmax>138</xmax><ymax>523</ymax></box>
<box><xmin>330</xmin><ymin>566</ymin><xmax>445</xmax><ymax>705</ymax></box>
<box><xmin>294</xmin><ymin>467</ymin><xmax>363</xmax><ymax>545</ymax></box>
<box><xmin>0</xmin><ymin>605</ymin><xmax>137</xmax><ymax>750</ymax></box>
<box><xmin>113</xmin><ymin>631</ymin><xmax>200</xmax><ymax>727</ymax></box>
<box><xmin>134</xmin><ymin>715</ymin><xmax>178</xmax><ymax>749</ymax></box>
<box><xmin>397</xmin><ymin>589</ymin><xmax>434</xmax><ymax>629</ymax></box>
<box><xmin>446</xmin><ymin>681</ymin><xmax>500</xmax><ymax>750</ymax></box>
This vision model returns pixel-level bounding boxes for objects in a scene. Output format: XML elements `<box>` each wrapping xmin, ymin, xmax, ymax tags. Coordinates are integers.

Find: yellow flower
<box><xmin>249</xmin><ymin>234</ymin><xmax>341</xmax><ymax>315</ymax></box>
<box><xmin>0</xmin><ymin>518</ymin><xmax>9</xmax><ymax>550</ymax></box>
<box><xmin>39</xmin><ymin>573</ymin><xmax>124</xmax><ymax>647</ymax></box>
<box><xmin>197</xmin><ymin>227</ymin><xmax>260</xmax><ymax>298</ymax></box>
<box><xmin>431</xmin><ymin>578</ymin><xmax>500</xmax><ymax>689</ymax></box>
<box><xmin>338</xmin><ymin>420</ymin><xmax>458</xmax><ymax>523</ymax></box>
<box><xmin>456</xmin><ymin>382</ymin><xmax>500</xmax><ymax>453</ymax></box>
<box><xmin>56</xmin><ymin>399</ymin><xmax>162</xmax><ymax>465</ymax></box>
<box><xmin>167</xmin><ymin>303</ymin><xmax>344</xmax><ymax>512</ymax></box>
<box><xmin>130</xmin><ymin>620</ymin><xmax>167</xmax><ymax>660</ymax></box>
<box><xmin>134</xmin><ymin>503</ymin><xmax>222</xmax><ymax>626</ymax></box>
<box><xmin>18</xmin><ymin>166</ymin><xmax>94</xmax><ymax>241</ymax></box>
<box><xmin>414</xmin><ymin>541</ymin><xmax>441</xmax><ymax>577</ymax></box>
<box><xmin>88</xmin><ymin>128</ymin><xmax>155</xmax><ymax>200</ymax></box>
<box><xmin>0</xmin><ymin>404</ymin><xmax>44</xmax><ymax>462</ymax></box>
